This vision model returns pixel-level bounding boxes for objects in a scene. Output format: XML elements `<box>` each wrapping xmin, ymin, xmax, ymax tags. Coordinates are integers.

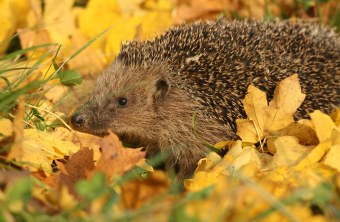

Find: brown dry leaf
<box><xmin>0</xmin><ymin>171</ymin><xmax>30</xmax><ymax>186</ymax></box>
<box><xmin>91</xmin><ymin>131</ymin><xmax>146</xmax><ymax>182</ymax></box>
<box><xmin>277</xmin><ymin>119</ymin><xmax>318</xmax><ymax>145</ymax></box>
<box><xmin>174</xmin><ymin>0</ymin><xmax>282</xmax><ymax>23</ymax></box>
<box><xmin>44</xmin><ymin>147</ymin><xmax>95</xmax><ymax>195</ymax></box>
<box><xmin>174</xmin><ymin>0</ymin><xmax>226</xmax><ymax>23</ymax></box>
<box><xmin>237</xmin><ymin>74</ymin><xmax>306</xmax><ymax>145</ymax></box>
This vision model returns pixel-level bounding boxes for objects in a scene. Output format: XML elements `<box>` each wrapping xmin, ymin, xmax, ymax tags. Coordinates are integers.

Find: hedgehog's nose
<box><xmin>70</xmin><ymin>112</ymin><xmax>85</xmax><ymax>127</ymax></box>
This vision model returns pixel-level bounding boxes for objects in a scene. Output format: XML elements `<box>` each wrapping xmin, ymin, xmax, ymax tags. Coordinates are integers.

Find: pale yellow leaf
<box><xmin>267</xmin><ymin>136</ymin><xmax>314</xmax><ymax>169</ymax></box>
<box><xmin>214</xmin><ymin>140</ymin><xmax>233</xmax><ymax>150</ymax></box>
<box><xmin>226</xmin><ymin>140</ymin><xmax>264</xmax><ymax>170</ymax></box>
<box><xmin>138</xmin><ymin>11</ymin><xmax>173</xmax><ymax>40</ymax></box>
<box><xmin>0</xmin><ymin>0</ymin><xmax>24</xmax><ymax>55</ymax></box>
<box><xmin>24</xmin><ymin>129</ymin><xmax>80</xmax><ymax>157</ymax></box>
<box><xmin>237</xmin><ymin>74</ymin><xmax>306</xmax><ymax>144</ymax></box>
<box><xmin>295</xmin><ymin>140</ymin><xmax>332</xmax><ymax>170</ymax></box>
<box><xmin>184</xmin><ymin>168</ymin><xmax>225</xmax><ymax>192</ymax></box>
<box><xmin>236</xmin><ymin>119</ymin><xmax>262</xmax><ymax>143</ymax></box>
<box><xmin>0</xmin><ymin>118</ymin><xmax>13</xmax><ymax>137</ymax></box>
<box><xmin>310</xmin><ymin>110</ymin><xmax>337</xmax><ymax>142</ymax></box>
<box><xmin>194</xmin><ymin>152</ymin><xmax>222</xmax><ymax>173</ymax></box>
<box><xmin>226</xmin><ymin>140</ymin><xmax>243</xmax><ymax>157</ymax></box>
<box><xmin>77</xmin><ymin>0</ymin><xmax>121</xmax><ymax>49</ymax></box>
<box><xmin>243</xmin><ymin>84</ymin><xmax>267</xmax><ymax>135</ymax></box>
<box><xmin>265</xmin><ymin>74</ymin><xmax>306</xmax><ymax>131</ymax></box>
<box><xmin>104</xmin><ymin>17</ymin><xmax>139</xmax><ymax>58</ymax></box>
<box><xmin>324</xmin><ymin>145</ymin><xmax>340</xmax><ymax>171</ymax></box>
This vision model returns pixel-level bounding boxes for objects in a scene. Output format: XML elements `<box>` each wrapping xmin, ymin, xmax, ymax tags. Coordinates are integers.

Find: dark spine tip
<box><xmin>70</xmin><ymin>112</ymin><xmax>85</xmax><ymax>127</ymax></box>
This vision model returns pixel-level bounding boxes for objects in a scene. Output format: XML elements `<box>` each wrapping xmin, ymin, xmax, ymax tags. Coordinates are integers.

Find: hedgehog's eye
<box><xmin>117</xmin><ymin>97</ymin><xmax>128</xmax><ymax>106</ymax></box>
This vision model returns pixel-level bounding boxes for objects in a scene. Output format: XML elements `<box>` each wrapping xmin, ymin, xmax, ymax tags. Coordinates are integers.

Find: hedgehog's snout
<box><xmin>70</xmin><ymin>112</ymin><xmax>86</xmax><ymax>128</ymax></box>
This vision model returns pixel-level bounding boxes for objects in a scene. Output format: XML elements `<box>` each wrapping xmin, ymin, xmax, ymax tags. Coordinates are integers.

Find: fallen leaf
<box><xmin>227</xmin><ymin>140</ymin><xmax>262</xmax><ymax>170</ymax></box>
<box><xmin>310</xmin><ymin>110</ymin><xmax>337</xmax><ymax>142</ymax></box>
<box><xmin>45</xmin><ymin>147</ymin><xmax>95</xmax><ymax>196</ymax></box>
<box><xmin>295</xmin><ymin>140</ymin><xmax>332</xmax><ymax>171</ymax></box>
<box><xmin>323</xmin><ymin>129</ymin><xmax>340</xmax><ymax>171</ymax></box>
<box><xmin>185</xmin><ymin>152</ymin><xmax>227</xmax><ymax>191</ymax></box>
<box><xmin>266</xmin><ymin>74</ymin><xmax>306</xmax><ymax>131</ymax></box>
<box><xmin>324</xmin><ymin>145</ymin><xmax>340</xmax><ymax>171</ymax></box>
<box><xmin>0</xmin><ymin>171</ymin><xmax>30</xmax><ymax>186</ymax></box>
<box><xmin>266</xmin><ymin>136</ymin><xmax>314</xmax><ymax>169</ymax></box>
<box><xmin>121</xmin><ymin>170</ymin><xmax>169</xmax><ymax>209</ymax></box>
<box><xmin>0</xmin><ymin>0</ymin><xmax>29</xmax><ymax>54</ymax></box>
<box><xmin>91</xmin><ymin>131</ymin><xmax>145</xmax><ymax>182</ymax></box>
<box><xmin>7</xmin><ymin>98</ymin><xmax>25</xmax><ymax>161</ymax></box>
<box><xmin>0</xmin><ymin>118</ymin><xmax>13</xmax><ymax>137</ymax></box>
<box><xmin>237</xmin><ymin>74</ymin><xmax>306</xmax><ymax>144</ymax></box>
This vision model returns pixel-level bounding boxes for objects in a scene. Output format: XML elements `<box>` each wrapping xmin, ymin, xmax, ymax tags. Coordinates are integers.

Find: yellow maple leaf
<box><xmin>237</xmin><ymin>74</ymin><xmax>306</xmax><ymax>144</ymax></box>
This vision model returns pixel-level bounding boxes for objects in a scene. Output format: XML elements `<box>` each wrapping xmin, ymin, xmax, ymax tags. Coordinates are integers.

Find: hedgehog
<box><xmin>71</xmin><ymin>20</ymin><xmax>340</xmax><ymax>179</ymax></box>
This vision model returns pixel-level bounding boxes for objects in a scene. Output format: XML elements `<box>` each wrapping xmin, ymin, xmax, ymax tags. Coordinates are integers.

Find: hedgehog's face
<box><xmin>70</xmin><ymin>61</ymin><xmax>170</xmax><ymax>144</ymax></box>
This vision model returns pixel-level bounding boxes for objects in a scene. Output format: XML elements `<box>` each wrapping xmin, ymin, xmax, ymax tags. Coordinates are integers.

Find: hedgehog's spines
<box><xmin>118</xmin><ymin>20</ymin><xmax>339</xmax><ymax>131</ymax></box>
<box><xmin>73</xmin><ymin>20</ymin><xmax>339</xmax><ymax>179</ymax></box>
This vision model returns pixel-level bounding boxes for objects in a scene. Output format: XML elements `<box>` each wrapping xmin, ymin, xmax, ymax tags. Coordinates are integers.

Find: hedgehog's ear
<box><xmin>154</xmin><ymin>77</ymin><xmax>170</xmax><ymax>102</ymax></box>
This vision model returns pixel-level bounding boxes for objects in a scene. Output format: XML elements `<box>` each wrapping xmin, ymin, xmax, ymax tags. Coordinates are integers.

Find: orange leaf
<box><xmin>91</xmin><ymin>131</ymin><xmax>145</xmax><ymax>182</ymax></box>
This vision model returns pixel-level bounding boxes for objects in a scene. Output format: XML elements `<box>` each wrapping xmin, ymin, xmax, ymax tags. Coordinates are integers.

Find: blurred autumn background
<box><xmin>0</xmin><ymin>0</ymin><xmax>339</xmax><ymax>221</ymax></box>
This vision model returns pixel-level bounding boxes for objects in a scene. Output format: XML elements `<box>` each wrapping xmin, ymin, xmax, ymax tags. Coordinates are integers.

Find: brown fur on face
<box><xmin>72</xmin><ymin>60</ymin><xmax>230</xmax><ymax>179</ymax></box>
